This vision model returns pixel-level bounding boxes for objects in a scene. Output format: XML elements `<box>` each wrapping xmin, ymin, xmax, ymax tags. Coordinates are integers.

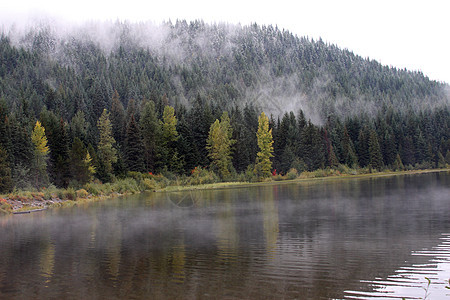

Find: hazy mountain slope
<box><xmin>1</xmin><ymin>20</ymin><xmax>449</xmax><ymax>123</ymax></box>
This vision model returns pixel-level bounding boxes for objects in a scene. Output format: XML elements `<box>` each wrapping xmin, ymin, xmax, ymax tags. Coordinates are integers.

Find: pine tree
<box><xmin>140</xmin><ymin>101</ymin><xmax>159</xmax><ymax>172</ymax></box>
<box><xmin>176</xmin><ymin>109</ymin><xmax>197</xmax><ymax>175</ymax></box>
<box><xmin>110</xmin><ymin>90</ymin><xmax>126</xmax><ymax>148</ymax></box>
<box><xmin>368</xmin><ymin>129</ymin><xmax>384</xmax><ymax>171</ymax></box>
<box><xmin>31</xmin><ymin>120</ymin><xmax>49</xmax><ymax>188</ymax></box>
<box><xmin>356</xmin><ymin>126</ymin><xmax>370</xmax><ymax>167</ymax></box>
<box><xmin>187</xmin><ymin>94</ymin><xmax>214</xmax><ymax>168</ymax></box>
<box><xmin>0</xmin><ymin>146</ymin><xmax>12</xmax><ymax>193</ymax></box>
<box><xmin>69</xmin><ymin>138</ymin><xmax>94</xmax><ymax>185</ymax></box>
<box><xmin>40</xmin><ymin>110</ymin><xmax>70</xmax><ymax>187</ymax></box>
<box><xmin>342</xmin><ymin>127</ymin><xmax>358</xmax><ymax>167</ymax></box>
<box><xmin>381</xmin><ymin>131</ymin><xmax>396</xmax><ymax>167</ymax></box>
<box><xmin>8</xmin><ymin>114</ymin><xmax>33</xmax><ymax>189</ymax></box>
<box><xmin>254</xmin><ymin>112</ymin><xmax>274</xmax><ymax>179</ymax></box>
<box><xmin>437</xmin><ymin>151</ymin><xmax>446</xmax><ymax>168</ymax></box>
<box><xmin>323</xmin><ymin>128</ymin><xmax>339</xmax><ymax>168</ymax></box>
<box><xmin>301</xmin><ymin>121</ymin><xmax>325</xmax><ymax>171</ymax></box>
<box><xmin>280</xmin><ymin>145</ymin><xmax>297</xmax><ymax>173</ymax></box>
<box><xmin>124</xmin><ymin>115</ymin><xmax>145</xmax><ymax>172</ymax></box>
<box><xmin>97</xmin><ymin>109</ymin><xmax>117</xmax><ymax>180</ymax></box>
<box><xmin>415</xmin><ymin>131</ymin><xmax>427</xmax><ymax>164</ymax></box>
<box><xmin>54</xmin><ymin>118</ymin><xmax>71</xmax><ymax>187</ymax></box>
<box><xmin>70</xmin><ymin>110</ymin><xmax>89</xmax><ymax>144</ymax></box>
<box><xmin>0</xmin><ymin>97</ymin><xmax>11</xmax><ymax>155</ymax></box>
<box><xmin>230</xmin><ymin>105</ymin><xmax>258</xmax><ymax>173</ymax></box>
<box><xmin>401</xmin><ymin>136</ymin><xmax>416</xmax><ymax>166</ymax></box>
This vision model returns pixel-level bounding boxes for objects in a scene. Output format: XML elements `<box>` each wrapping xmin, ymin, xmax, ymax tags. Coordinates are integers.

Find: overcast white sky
<box><xmin>1</xmin><ymin>0</ymin><xmax>449</xmax><ymax>84</ymax></box>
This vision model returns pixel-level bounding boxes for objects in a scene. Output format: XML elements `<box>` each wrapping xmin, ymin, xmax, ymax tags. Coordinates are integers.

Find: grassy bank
<box><xmin>1</xmin><ymin>167</ymin><xmax>449</xmax><ymax>215</ymax></box>
<box><xmin>158</xmin><ymin>168</ymin><xmax>450</xmax><ymax>192</ymax></box>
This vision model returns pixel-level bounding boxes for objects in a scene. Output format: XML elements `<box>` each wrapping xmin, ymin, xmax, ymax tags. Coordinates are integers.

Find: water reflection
<box><xmin>39</xmin><ymin>241</ymin><xmax>55</xmax><ymax>285</ymax></box>
<box><xmin>262</xmin><ymin>186</ymin><xmax>279</xmax><ymax>256</ymax></box>
<box><xmin>0</xmin><ymin>172</ymin><xmax>448</xmax><ymax>299</ymax></box>
<box><xmin>346</xmin><ymin>233</ymin><xmax>450</xmax><ymax>299</ymax></box>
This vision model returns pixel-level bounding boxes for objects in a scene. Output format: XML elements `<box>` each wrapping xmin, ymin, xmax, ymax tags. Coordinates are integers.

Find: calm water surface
<box><xmin>0</xmin><ymin>172</ymin><xmax>449</xmax><ymax>299</ymax></box>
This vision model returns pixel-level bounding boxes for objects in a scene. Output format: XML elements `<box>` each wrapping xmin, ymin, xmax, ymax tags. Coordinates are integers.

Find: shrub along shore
<box><xmin>1</xmin><ymin>167</ymin><xmax>448</xmax><ymax>215</ymax></box>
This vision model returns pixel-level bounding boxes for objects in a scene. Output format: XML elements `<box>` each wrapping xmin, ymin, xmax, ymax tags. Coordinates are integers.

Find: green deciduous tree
<box><xmin>206</xmin><ymin>112</ymin><xmax>235</xmax><ymax>179</ymax></box>
<box><xmin>254</xmin><ymin>112</ymin><xmax>274</xmax><ymax>179</ymax></box>
<box><xmin>159</xmin><ymin>105</ymin><xmax>181</xmax><ymax>172</ymax></box>
<box><xmin>161</xmin><ymin>105</ymin><xmax>178</xmax><ymax>144</ymax></box>
<box><xmin>97</xmin><ymin>109</ymin><xmax>117</xmax><ymax>180</ymax></box>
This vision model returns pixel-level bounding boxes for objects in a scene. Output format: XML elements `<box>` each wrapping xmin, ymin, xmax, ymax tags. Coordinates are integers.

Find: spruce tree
<box><xmin>8</xmin><ymin>114</ymin><xmax>33</xmax><ymax>189</ymax></box>
<box><xmin>437</xmin><ymin>152</ymin><xmax>446</xmax><ymax>168</ymax></box>
<box><xmin>54</xmin><ymin>118</ymin><xmax>71</xmax><ymax>187</ymax></box>
<box><xmin>356</xmin><ymin>127</ymin><xmax>370</xmax><ymax>167</ymax></box>
<box><xmin>110</xmin><ymin>90</ymin><xmax>126</xmax><ymax>148</ymax></box>
<box><xmin>70</xmin><ymin>110</ymin><xmax>89</xmax><ymax>144</ymax></box>
<box><xmin>0</xmin><ymin>146</ymin><xmax>12</xmax><ymax>193</ymax></box>
<box><xmin>40</xmin><ymin>110</ymin><xmax>70</xmax><ymax>187</ymax></box>
<box><xmin>368</xmin><ymin>129</ymin><xmax>384</xmax><ymax>171</ymax></box>
<box><xmin>140</xmin><ymin>101</ymin><xmax>159</xmax><ymax>172</ymax></box>
<box><xmin>124</xmin><ymin>115</ymin><xmax>145</xmax><ymax>172</ymax></box>
<box><xmin>230</xmin><ymin>106</ymin><xmax>257</xmax><ymax>173</ymax></box>
<box><xmin>301</xmin><ymin>121</ymin><xmax>325</xmax><ymax>171</ymax></box>
<box><xmin>187</xmin><ymin>94</ymin><xmax>214</xmax><ymax>168</ymax></box>
<box><xmin>342</xmin><ymin>127</ymin><xmax>358</xmax><ymax>167</ymax></box>
<box><xmin>69</xmin><ymin>138</ymin><xmax>94</xmax><ymax>185</ymax></box>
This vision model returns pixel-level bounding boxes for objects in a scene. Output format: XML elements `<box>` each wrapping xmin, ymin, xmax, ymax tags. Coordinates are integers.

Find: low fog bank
<box><xmin>1</xmin><ymin>18</ymin><xmax>449</xmax><ymax>122</ymax></box>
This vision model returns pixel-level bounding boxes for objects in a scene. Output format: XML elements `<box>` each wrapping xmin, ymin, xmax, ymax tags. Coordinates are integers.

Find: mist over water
<box><xmin>0</xmin><ymin>172</ymin><xmax>449</xmax><ymax>299</ymax></box>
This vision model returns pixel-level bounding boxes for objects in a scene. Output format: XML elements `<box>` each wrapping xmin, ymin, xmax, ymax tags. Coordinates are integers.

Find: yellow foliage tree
<box><xmin>32</xmin><ymin>121</ymin><xmax>49</xmax><ymax>155</ymax></box>
<box><xmin>254</xmin><ymin>112</ymin><xmax>274</xmax><ymax>179</ymax></box>
<box><xmin>31</xmin><ymin>120</ymin><xmax>49</xmax><ymax>187</ymax></box>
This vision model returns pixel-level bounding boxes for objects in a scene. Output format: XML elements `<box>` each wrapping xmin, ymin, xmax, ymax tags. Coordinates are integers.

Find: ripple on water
<box><xmin>344</xmin><ymin>233</ymin><xmax>450</xmax><ymax>299</ymax></box>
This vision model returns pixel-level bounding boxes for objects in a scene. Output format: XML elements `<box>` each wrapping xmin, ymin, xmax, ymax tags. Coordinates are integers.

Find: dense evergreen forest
<box><xmin>0</xmin><ymin>20</ymin><xmax>449</xmax><ymax>192</ymax></box>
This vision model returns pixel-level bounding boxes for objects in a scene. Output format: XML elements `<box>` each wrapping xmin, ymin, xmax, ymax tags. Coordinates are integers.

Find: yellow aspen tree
<box><xmin>31</xmin><ymin>120</ymin><xmax>49</xmax><ymax>187</ymax></box>
<box><xmin>254</xmin><ymin>112</ymin><xmax>274</xmax><ymax>179</ymax></box>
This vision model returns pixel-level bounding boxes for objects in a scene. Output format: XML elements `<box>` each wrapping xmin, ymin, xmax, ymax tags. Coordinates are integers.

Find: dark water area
<box><xmin>0</xmin><ymin>172</ymin><xmax>449</xmax><ymax>299</ymax></box>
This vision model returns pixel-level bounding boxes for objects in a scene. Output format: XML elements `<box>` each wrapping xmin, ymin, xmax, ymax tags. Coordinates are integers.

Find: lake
<box><xmin>0</xmin><ymin>172</ymin><xmax>449</xmax><ymax>299</ymax></box>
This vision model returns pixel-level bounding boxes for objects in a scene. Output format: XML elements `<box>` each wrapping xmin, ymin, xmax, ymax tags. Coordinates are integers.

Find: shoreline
<box><xmin>1</xmin><ymin>168</ymin><xmax>448</xmax><ymax>215</ymax></box>
<box><xmin>158</xmin><ymin>168</ymin><xmax>450</xmax><ymax>193</ymax></box>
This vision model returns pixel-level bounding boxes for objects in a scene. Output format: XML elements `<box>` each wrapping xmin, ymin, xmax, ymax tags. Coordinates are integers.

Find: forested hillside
<box><xmin>0</xmin><ymin>20</ymin><xmax>448</xmax><ymax>191</ymax></box>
